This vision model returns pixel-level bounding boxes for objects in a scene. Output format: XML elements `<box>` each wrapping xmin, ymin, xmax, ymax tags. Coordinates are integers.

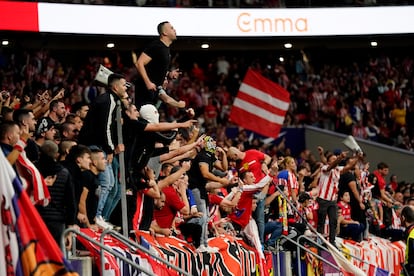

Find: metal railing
<box><xmin>100</xmin><ymin>228</ymin><xmax>192</xmax><ymax>276</ymax></box>
<box><xmin>61</xmin><ymin>228</ymin><xmax>191</xmax><ymax>276</ymax></box>
<box><xmin>295</xmin><ymin>235</ymin><xmax>341</xmax><ymax>276</ymax></box>
<box><xmin>272</xmin><ymin>235</ymin><xmax>342</xmax><ymax>276</ymax></box>
<box><xmin>61</xmin><ymin>228</ymin><xmax>154</xmax><ymax>276</ymax></box>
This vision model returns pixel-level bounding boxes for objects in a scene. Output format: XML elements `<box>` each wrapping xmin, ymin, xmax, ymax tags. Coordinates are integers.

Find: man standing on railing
<box><xmin>133</xmin><ymin>21</ymin><xmax>185</xmax><ymax>110</ymax></box>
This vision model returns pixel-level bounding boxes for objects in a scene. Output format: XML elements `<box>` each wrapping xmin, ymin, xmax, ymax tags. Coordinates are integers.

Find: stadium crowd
<box><xmin>1</xmin><ymin>21</ymin><xmax>414</xmax><ymax>272</ymax></box>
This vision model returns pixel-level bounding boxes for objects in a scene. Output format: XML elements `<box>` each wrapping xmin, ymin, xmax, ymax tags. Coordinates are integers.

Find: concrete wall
<box><xmin>305</xmin><ymin>125</ymin><xmax>414</xmax><ymax>183</ymax></box>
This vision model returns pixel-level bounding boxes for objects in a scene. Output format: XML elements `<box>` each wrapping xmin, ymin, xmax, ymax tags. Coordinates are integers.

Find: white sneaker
<box><xmin>205</xmin><ymin>246</ymin><xmax>219</xmax><ymax>253</ymax></box>
<box><xmin>304</xmin><ymin>229</ymin><xmax>314</xmax><ymax>237</ymax></box>
<box><xmin>95</xmin><ymin>216</ymin><xmax>113</xmax><ymax>230</ymax></box>
<box><xmin>105</xmin><ymin>221</ymin><xmax>121</xmax><ymax>232</ymax></box>
<box><xmin>196</xmin><ymin>245</ymin><xmax>207</xmax><ymax>253</ymax></box>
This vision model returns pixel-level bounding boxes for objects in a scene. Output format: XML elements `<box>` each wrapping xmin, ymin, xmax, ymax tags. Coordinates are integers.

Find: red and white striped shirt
<box><xmin>318</xmin><ymin>164</ymin><xmax>343</xmax><ymax>201</ymax></box>
<box><xmin>278</xmin><ymin>170</ymin><xmax>299</xmax><ymax>199</ymax></box>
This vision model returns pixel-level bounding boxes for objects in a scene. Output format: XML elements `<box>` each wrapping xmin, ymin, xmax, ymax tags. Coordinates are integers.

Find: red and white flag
<box><xmin>229</xmin><ymin>69</ymin><xmax>290</xmax><ymax>138</ymax></box>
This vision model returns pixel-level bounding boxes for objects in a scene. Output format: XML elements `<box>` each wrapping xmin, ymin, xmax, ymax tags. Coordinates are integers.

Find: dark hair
<box><xmin>298</xmin><ymin>192</ymin><xmax>311</xmax><ymax>203</ymax></box>
<box><xmin>157</xmin><ymin>21</ymin><xmax>169</xmax><ymax>35</ymax></box>
<box><xmin>107</xmin><ymin>73</ymin><xmax>125</xmax><ymax>88</ymax></box>
<box><xmin>170</xmin><ymin>165</ymin><xmax>182</xmax><ymax>175</ymax></box>
<box><xmin>405</xmin><ymin>197</ymin><xmax>414</xmax><ymax>205</ymax></box>
<box><xmin>60</xmin><ymin>122</ymin><xmax>77</xmax><ymax>139</ymax></box>
<box><xmin>66</xmin><ymin>144</ymin><xmax>91</xmax><ymax>162</ymax></box>
<box><xmin>12</xmin><ymin>108</ymin><xmax>32</xmax><ymax>125</ymax></box>
<box><xmin>0</xmin><ymin>121</ymin><xmax>19</xmax><ymax>140</ymax></box>
<box><xmin>49</xmin><ymin>99</ymin><xmax>62</xmax><ymax>112</ymax></box>
<box><xmin>325</xmin><ymin>152</ymin><xmax>335</xmax><ymax>162</ymax></box>
<box><xmin>239</xmin><ymin>170</ymin><xmax>250</xmax><ymax>181</ymax></box>
<box><xmin>90</xmin><ymin>147</ymin><xmax>104</xmax><ymax>161</ymax></box>
<box><xmin>65</xmin><ymin>113</ymin><xmax>78</xmax><ymax>124</ymax></box>
<box><xmin>401</xmin><ymin>206</ymin><xmax>414</xmax><ymax>224</ymax></box>
<box><xmin>71</xmin><ymin>102</ymin><xmax>89</xmax><ymax>114</ymax></box>
<box><xmin>377</xmin><ymin>162</ymin><xmax>389</xmax><ymax>170</ymax></box>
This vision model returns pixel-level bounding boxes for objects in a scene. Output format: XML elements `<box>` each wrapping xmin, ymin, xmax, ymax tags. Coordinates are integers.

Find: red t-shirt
<box><xmin>338</xmin><ymin>201</ymin><xmax>351</xmax><ymax>220</ymax></box>
<box><xmin>228</xmin><ymin>191</ymin><xmax>256</xmax><ymax>228</ymax></box>
<box><xmin>153</xmin><ymin>186</ymin><xmax>185</xmax><ymax>229</ymax></box>
<box><xmin>239</xmin><ymin>150</ymin><xmax>266</xmax><ymax>182</ymax></box>
<box><xmin>208</xmin><ymin>194</ymin><xmax>224</xmax><ymax>205</ymax></box>
<box><xmin>373</xmin><ymin>170</ymin><xmax>386</xmax><ymax>190</ymax></box>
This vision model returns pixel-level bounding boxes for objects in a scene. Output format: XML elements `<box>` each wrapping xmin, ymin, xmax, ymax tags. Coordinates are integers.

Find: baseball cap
<box><xmin>36</xmin><ymin>117</ymin><xmax>55</xmax><ymax>137</ymax></box>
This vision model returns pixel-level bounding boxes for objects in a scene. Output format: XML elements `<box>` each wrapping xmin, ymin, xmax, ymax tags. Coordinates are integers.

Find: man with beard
<box><xmin>13</xmin><ymin>108</ymin><xmax>38</xmax><ymax>162</ymax></box>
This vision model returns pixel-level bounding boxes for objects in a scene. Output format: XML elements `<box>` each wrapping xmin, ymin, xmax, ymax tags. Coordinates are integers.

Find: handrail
<box><xmin>295</xmin><ymin>235</ymin><xmax>341</xmax><ymax>276</ymax></box>
<box><xmin>297</xmin><ymin>235</ymin><xmax>387</xmax><ymax>275</ymax></box>
<box><xmin>273</xmin><ymin>235</ymin><xmax>341</xmax><ymax>276</ymax></box>
<box><xmin>273</xmin><ymin>184</ymin><xmax>375</xmax><ymax>275</ymax></box>
<box><xmin>61</xmin><ymin>228</ymin><xmax>154</xmax><ymax>276</ymax></box>
<box><xmin>100</xmin><ymin>229</ymin><xmax>192</xmax><ymax>276</ymax></box>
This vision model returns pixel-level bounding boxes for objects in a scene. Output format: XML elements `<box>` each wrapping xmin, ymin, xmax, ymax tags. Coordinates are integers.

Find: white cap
<box><xmin>139</xmin><ymin>104</ymin><xmax>159</xmax><ymax>124</ymax></box>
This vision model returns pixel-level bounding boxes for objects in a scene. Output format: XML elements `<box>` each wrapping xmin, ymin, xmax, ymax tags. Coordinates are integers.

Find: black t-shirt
<box><xmin>81</xmin><ymin>170</ymin><xmax>99</xmax><ymax>224</ymax></box>
<box><xmin>61</xmin><ymin>159</ymin><xmax>83</xmax><ymax>206</ymax></box>
<box><xmin>124</xmin><ymin>116</ymin><xmax>173</xmax><ymax>174</ymax></box>
<box><xmin>123</xmin><ymin>117</ymin><xmax>148</xmax><ymax>173</ymax></box>
<box><xmin>338</xmin><ymin>171</ymin><xmax>355</xmax><ymax>196</ymax></box>
<box><xmin>188</xmin><ymin>150</ymin><xmax>217</xmax><ymax>200</ymax></box>
<box><xmin>123</xmin><ymin>116</ymin><xmax>161</xmax><ymax>175</ymax></box>
<box><xmin>138</xmin><ymin>194</ymin><xmax>154</xmax><ymax>231</ymax></box>
<box><xmin>338</xmin><ymin>171</ymin><xmax>365</xmax><ymax>222</ymax></box>
<box><xmin>25</xmin><ymin>138</ymin><xmax>40</xmax><ymax>163</ymax></box>
<box><xmin>134</xmin><ymin>40</ymin><xmax>171</xmax><ymax>108</ymax></box>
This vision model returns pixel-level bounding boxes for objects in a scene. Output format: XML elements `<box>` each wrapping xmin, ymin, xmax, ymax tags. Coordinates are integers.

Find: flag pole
<box><xmin>274</xmin><ymin>184</ymin><xmax>366</xmax><ymax>276</ymax></box>
<box><xmin>116</xmin><ymin>101</ymin><xmax>128</xmax><ymax>237</ymax></box>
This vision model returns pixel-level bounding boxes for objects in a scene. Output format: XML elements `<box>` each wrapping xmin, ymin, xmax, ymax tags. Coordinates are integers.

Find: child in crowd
<box><xmin>337</xmin><ymin>191</ymin><xmax>365</xmax><ymax>242</ymax></box>
<box><xmin>297</xmin><ymin>192</ymin><xmax>317</xmax><ymax>236</ymax></box>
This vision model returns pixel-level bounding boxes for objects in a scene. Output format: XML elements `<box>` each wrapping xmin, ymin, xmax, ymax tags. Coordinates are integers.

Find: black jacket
<box><xmin>78</xmin><ymin>90</ymin><xmax>121</xmax><ymax>154</ymax></box>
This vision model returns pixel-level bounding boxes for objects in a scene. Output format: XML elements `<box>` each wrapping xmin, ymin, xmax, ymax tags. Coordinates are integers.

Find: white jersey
<box><xmin>318</xmin><ymin>164</ymin><xmax>344</xmax><ymax>201</ymax></box>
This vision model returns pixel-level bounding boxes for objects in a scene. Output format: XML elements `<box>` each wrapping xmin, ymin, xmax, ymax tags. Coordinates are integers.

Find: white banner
<box><xmin>37</xmin><ymin>4</ymin><xmax>414</xmax><ymax>37</ymax></box>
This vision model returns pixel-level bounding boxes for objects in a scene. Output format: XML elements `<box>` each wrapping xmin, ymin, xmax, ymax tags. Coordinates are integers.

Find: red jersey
<box><xmin>228</xmin><ymin>191</ymin><xmax>256</xmax><ymax>228</ymax></box>
<box><xmin>132</xmin><ymin>188</ymin><xmax>151</xmax><ymax>230</ymax></box>
<box><xmin>239</xmin><ymin>150</ymin><xmax>266</xmax><ymax>182</ymax></box>
<box><xmin>338</xmin><ymin>201</ymin><xmax>351</xmax><ymax>220</ymax></box>
<box><xmin>373</xmin><ymin>170</ymin><xmax>386</xmax><ymax>190</ymax></box>
<box><xmin>153</xmin><ymin>186</ymin><xmax>185</xmax><ymax>229</ymax></box>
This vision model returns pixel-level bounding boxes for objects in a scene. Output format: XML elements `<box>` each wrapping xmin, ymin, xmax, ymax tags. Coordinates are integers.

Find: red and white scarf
<box><xmin>14</xmin><ymin>139</ymin><xmax>50</xmax><ymax>206</ymax></box>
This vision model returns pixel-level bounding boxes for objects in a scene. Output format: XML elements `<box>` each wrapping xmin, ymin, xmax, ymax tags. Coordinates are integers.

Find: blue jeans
<box><xmin>253</xmin><ymin>198</ymin><xmax>265</xmax><ymax>244</ymax></box>
<box><xmin>265</xmin><ymin>220</ymin><xmax>283</xmax><ymax>247</ymax></box>
<box><xmin>96</xmin><ymin>158</ymin><xmax>115</xmax><ymax>217</ymax></box>
<box><xmin>191</xmin><ymin>188</ymin><xmax>208</xmax><ymax>247</ymax></box>
<box><xmin>102</xmin><ymin>155</ymin><xmax>121</xmax><ymax>220</ymax></box>
<box><xmin>340</xmin><ymin>223</ymin><xmax>365</xmax><ymax>242</ymax></box>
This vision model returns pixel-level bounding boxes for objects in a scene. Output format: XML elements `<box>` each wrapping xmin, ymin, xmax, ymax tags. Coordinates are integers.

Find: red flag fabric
<box><xmin>14</xmin><ymin>139</ymin><xmax>50</xmax><ymax>206</ymax></box>
<box><xmin>0</xmin><ymin>150</ymin><xmax>77</xmax><ymax>276</ymax></box>
<box><xmin>229</xmin><ymin>69</ymin><xmax>290</xmax><ymax>138</ymax></box>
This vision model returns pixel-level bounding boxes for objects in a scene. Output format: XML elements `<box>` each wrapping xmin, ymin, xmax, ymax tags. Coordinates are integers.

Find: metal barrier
<box><xmin>61</xmin><ymin>228</ymin><xmax>154</xmax><ymax>276</ymax></box>
<box><xmin>100</xmin><ymin>229</ymin><xmax>192</xmax><ymax>276</ymax></box>
<box><xmin>273</xmin><ymin>235</ymin><xmax>341</xmax><ymax>276</ymax></box>
<box><xmin>295</xmin><ymin>235</ymin><xmax>341</xmax><ymax>276</ymax></box>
